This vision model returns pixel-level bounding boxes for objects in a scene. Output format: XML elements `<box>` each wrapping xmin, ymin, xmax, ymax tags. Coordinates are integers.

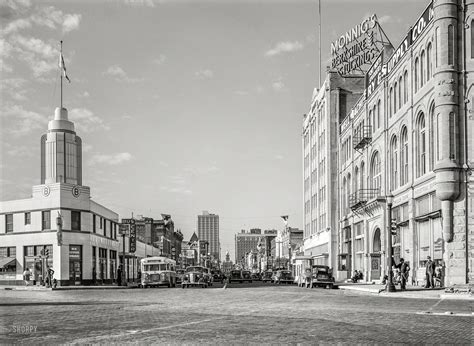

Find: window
<box><xmin>435</xmin><ymin>27</ymin><xmax>440</xmax><ymax>67</ymax></box>
<box><xmin>427</xmin><ymin>43</ymin><xmax>432</xmax><ymax>80</ymax></box>
<box><xmin>400</xmin><ymin>127</ymin><xmax>409</xmax><ymax>185</ymax></box>
<box><xmin>403</xmin><ymin>70</ymin><xmax>408</xmax><ymax>104</ymax></box>
<box><xmin>398</xmin><ymin>76</ymin><xmax>402</xmax><ymax>109</ymax></box>
<box><xmin>104</xmin><ymin>219</ymin><xmax>107</xmax><ymax>237</ymax></box>
<box><xmin>370</xmin><ymin>152</ymin><xmax>381</xmax><ymax>192</ymax></box>
<box><xmin>449</xmin><ymin>112</ymin><xmax>456</xmax><ymax>159</ymax></box>
<box><xmin>394</xmin><ymin>82</ymin><xmax>398</xmax><ymax>113</ymax></box>
<box><xmin>0</xmin><ymin>247</ymin><xmax>15</xmax><ymax>257</ymax></box>
<box><xmin>377</xmin><ymin>99</ymin><xmax>381</xmax><ymax>130</ymax></box>
<box><xmin>368</xmin><ymin>109</ymin><xmax>373</xmax><ymax>133</ymax></box>
<box><xmin>414</xmin><ymin>57</ymin><xmax>419</xmax><ymax>92</ymax></box>
<box><xmin>429</xmin><ymin>103</ymin><xmax>436</xmax><ymax>169</ymax></box>
<box><xmin>93</xmin><ymin>215</ymin><xmax>96</xmax><ymax>233</ymax></box>
<box><xmin>420</xmin><ymin>50</ymin><xmax>425</xmax><ymax>87</ymax></box>
<box><xmin>100</xmin><ymin>217</ymin><xmax>103</xmax><ymax>229</ymax></box>
<box><xmin>360</xmin><ymin>161</ymin><xmax>365</xmax><ymax>190</ymax></box>
<box><xmin>448</xmin><ymin>24</ymin><xmax>454</xmax><ymax>65</ymax></box>
<box><xmin>5</xmin><ymin>214</ymin><xmax>13</xmax><ymax>233</ymax></box>
<box><xmin>42</xmin><ymin>211</ymin><xmax>51</xmax><ymax>230</ymax></box>
<box><xmin>417</xmin><ymin>113</ymin><xmax>427</xmax><ymax>177</ymax></box>
<box><xmin>391</xmin><ymin>136</ymin><xmax>399</xmax><ymax>190</ymax></box>
<box><xmin>471</xmin><ymin>20</ymin><xmax>474</xmax><ymax>59</ymax></box>
<box><xmin>24</xmin><ymin>212</ymin><xmax>31</xmax><ymax>225</ymax></box>
<box><xmin>71</xmin><ymin>211</ymin><xmax>81</xmax><ymax>231</ymax></box>
<box><xmin>388</xmin><ymin>87</ymin><xmax>393</xmax><ymax>117</ymax></box>
<box><xmin>372</xmin><ymin>105</ymin><xmax>377</xmax><ymax>131</ymax></box>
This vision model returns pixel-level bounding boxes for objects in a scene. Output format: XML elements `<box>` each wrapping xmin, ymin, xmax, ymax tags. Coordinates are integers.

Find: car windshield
<box><xmin>186</xmin><ymin>267</ymin><xmax>204</xmax><ymax>273</ymax></box>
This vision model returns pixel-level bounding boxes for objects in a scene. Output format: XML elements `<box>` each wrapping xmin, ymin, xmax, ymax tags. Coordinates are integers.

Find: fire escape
<box><xmin>353</xmin><ymin>125</ymin><xmax>372</xmax><ymax>152</ymax></box>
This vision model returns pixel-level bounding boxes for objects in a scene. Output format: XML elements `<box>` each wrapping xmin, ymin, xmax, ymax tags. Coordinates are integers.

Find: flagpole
<box><xmin>60</xmin><ymin>40</ymin><xmax>63</xmax><ymax>109</ymax></box>
<box><xmin>318</xmin><ymin>0</ymin><xmax>321</xmax><ymax>88</ymax></box>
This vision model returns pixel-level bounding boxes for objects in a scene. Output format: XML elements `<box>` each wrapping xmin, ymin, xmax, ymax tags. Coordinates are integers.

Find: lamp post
<box><xmin>386</xmin><ymin>193</ymin><xmax>396</xmax><ymax>292</ymax></box>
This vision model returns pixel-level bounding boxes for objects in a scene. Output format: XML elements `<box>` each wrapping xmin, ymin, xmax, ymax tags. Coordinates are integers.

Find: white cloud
<box><xmin>3</xmin><ymin>18</ymin><xmax>31</xmax><ymax>35</ymax></box>
<box><xmin>265</xmin><ymin>41</ymin><xmax>303</xmax><ymax>57</ymax></box>
<box><xmin>89</xmin><ymin>152</ymin><xmax>132</xmax><ymax>165</ymax></box>
<box><xmin>122</xmin><ymin>114</ymin><xmax>133</xmax><ymax>119</ymax></box>
<box><xmin>124</xmin><ymin>0</ymin><xmax>156</xmax><ymax>7</ymax></box>
<box><xmin>0</xmin><ymin>104</ymin><xmax>47</xmax><ymax>136</ymax></box>
<box><xmin>1</xmin><ymin>78</ymin><xmax>29</xmax><ymax>101</ymax></box>
<box><xmin>153</xmin><ymin>54</ymin><xmax>166</xmax><ymax>65</ymax></box>
<box><xmin>160</xmin><ymin>186</ymin><xmax>192</xmax><ymax>195</ymax></box>
<box><xmin>62</xmin><ymin>14</ymin><xmax>81</xmax><ymax>33</ymax></box>
<box><xmin>195</xmin><ymin>69</ymin><xmax>214</xmax><ymax>79</ymax></box>
<box><xmin>272</xmin><ymin>79</ymin><xmax>285</xmax><ymax>92</ymax></box>
<box><xmin>69</xmin><ymin>108</ymin><xmax>110</xmax><ymax>133</ymax></box>
<box><xmin>103</xmin><ymin>64</ymin><xmax>143</xmax><ymax>83</ymax></box>
<box><xmin>81</xmin><ymin>91</ymin><xmax>90</xmax><ymax>98</ymax></box>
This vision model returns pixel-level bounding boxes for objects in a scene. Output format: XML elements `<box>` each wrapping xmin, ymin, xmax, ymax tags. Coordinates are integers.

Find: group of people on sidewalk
<box><xmin>22</xmin><ymin>267</ymin><xmax>56</xmax><ymax>288</ymax></box>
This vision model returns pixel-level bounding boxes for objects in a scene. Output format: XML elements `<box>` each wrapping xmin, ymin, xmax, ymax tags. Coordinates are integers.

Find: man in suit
<box><xmin>398</xmin><ymin>258</ymin><xmax>410</xmax><ymax>290</ymax></box>
<box><xmin>425</xmin><ymin>256</ymin><xmax>436</xmax><ymax>288</ymax></box>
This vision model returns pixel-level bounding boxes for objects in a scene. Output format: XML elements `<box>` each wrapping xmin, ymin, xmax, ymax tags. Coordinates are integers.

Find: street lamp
<box><xmin>386</xmin><ymin>193</ymin><xmax>396</xmax><ymax>292</ymax></box>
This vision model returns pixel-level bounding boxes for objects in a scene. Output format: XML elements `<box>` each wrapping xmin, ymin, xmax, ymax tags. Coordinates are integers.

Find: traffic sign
<box><xmin>119</xmin><ymin>224</ymin><xmax>129</xmax><ymax>235</ymax></box>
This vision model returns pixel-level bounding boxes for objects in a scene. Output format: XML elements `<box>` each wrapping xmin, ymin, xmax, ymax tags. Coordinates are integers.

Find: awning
<box><xmin>294</xmin><ymin>255</ymin><xmax>313</xmax><ymax>261</ymax></box>
<box><xmin>0</xmin><ymin>257</ymin><xmax>16</xmax><ymax>268</ymax></box>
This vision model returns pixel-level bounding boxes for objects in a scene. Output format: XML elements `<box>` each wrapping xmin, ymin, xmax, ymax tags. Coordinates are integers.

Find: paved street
<box><xmin>0</xmin><ymin>283</ymin><xmax>472</xmax><ymax>344</ymax></box>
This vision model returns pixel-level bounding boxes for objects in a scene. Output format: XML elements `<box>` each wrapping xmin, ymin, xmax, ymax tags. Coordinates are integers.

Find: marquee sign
<box><xmin>365</xmin><ymin>1</ymin><xmax>433</xmax><ymax>99</ymax></box>
<box><xmin>331</xmin><ymin>14</ymin><xmax>384</xmax><ymax>76</ymax></box>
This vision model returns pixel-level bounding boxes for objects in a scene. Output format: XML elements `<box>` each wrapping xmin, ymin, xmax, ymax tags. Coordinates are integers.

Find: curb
<box><xmin>338</xmin><ymin>286</ymin><xmax>473</xmax><ymax>300</ymax></box>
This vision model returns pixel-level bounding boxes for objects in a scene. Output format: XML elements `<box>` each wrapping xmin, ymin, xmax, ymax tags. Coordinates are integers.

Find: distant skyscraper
<box><xmin>197</xmin><ymin>211</ymin><xmax>220</xmax><ymax>261</ymax></box>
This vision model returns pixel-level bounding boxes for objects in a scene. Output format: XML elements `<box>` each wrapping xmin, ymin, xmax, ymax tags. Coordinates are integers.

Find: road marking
<box><xmin>70</xmin><ymin>317</ymin><xmax>227</xmax><ymax>343</ymax></box>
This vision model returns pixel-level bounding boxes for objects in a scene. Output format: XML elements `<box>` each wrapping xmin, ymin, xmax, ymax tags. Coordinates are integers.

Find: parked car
<box><xmin>310</xmin><ymin>265</ymin><xmax>335</xmax><ymax>289</ymax></box>
<box><xmin>250</xmin><ymin>272</ymin><xmax>261</xmax><ymax>281</ymax></box>
<box><xmin>181</xmin><ymin>266</ymin><xmax>211</xmax><ymax>288</ymax></box>
<box><xmin>228</xmin><ymin>270</ymin><xmax>244</xmax><ymax>283</ymax></box>
<box><xmin>176</xmin><ymin>269</ymin><xmax>185</xmax><ymax>285</ymax></box>
<box><xmin>272</xmin><ymin>270</ymin><xmax>294</xmax><ymax>284</ymax></box>
<box><xmin>241</xmin><ymin>270</ymin><xmax>252</xmax><ymax>283</ymax></box>
<box><xmin>261</xmin><ymin>270</ymin><xmax>273</xmax><ymax>283</ymax></box>
<box><xmin>211</xmin><ymin>270</ymin><xmax>225</xmax><ymax>283</ymax></box>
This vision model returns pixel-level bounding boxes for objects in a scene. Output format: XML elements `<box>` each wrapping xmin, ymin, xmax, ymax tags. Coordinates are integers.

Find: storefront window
<box><xmin>69</xmin><ymin>245</ymin><xmax>82</xmax><ymax>284</ymax></box>
<box><xmin>418</xmin><ymin>221</ymin><xmax>430</xmax><ymax>267</ymax></box>
<box><xmin>433</xmin><ymin>218</ymin><xmax>443</xmax><ymax>264</ymax></box>
<box><xmin>110</xmin><ymin>250</ymin><xmax>117</xmax><ymax>282</ymax></box>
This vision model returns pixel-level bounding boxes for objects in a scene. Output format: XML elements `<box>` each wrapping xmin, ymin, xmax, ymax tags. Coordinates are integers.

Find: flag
<box><xmin>59</xmin><ymin>53</ymin><xmax>71</xmax><ymax>83</ymax></box>
<box><xmin>281</xmin><ymin>215</ymin><xmax>289</xmax><ymax>226</ymax></box>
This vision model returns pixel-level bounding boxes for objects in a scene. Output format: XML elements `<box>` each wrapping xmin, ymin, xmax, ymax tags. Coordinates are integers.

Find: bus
<box><xmin>140</xmin><ymin>256</ymin><xmax>177</xmax><ymax>288</ymax></box>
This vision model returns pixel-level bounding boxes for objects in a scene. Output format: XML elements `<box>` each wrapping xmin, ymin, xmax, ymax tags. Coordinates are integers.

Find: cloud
<box><xmin>62</xmin><ymin>14</ymin><xmax>81</xmax><ymax>32</ymax></box>
<box><xmin>4</xmin><ymin>143</ymin><xmax>35</xmax><ymax>158</ymax></box>
<box><xmin>103</xmin><ymin>64</ymin><xmax>143</xmax><ymax>83</ymax></box>
<box><xmin>124</xmin><ymin>0</ymin><xmax>156</xmax><ymax>7</ymax></box>
<box><xmin>122</xmin><ymin>114</ymin><xmax>133</xmax><ymax>119</ymax></box>
<box><xmin>272</xmin><ymin>79</ymin><xmax>285</xmax><ymax>92</ymax></box>
<box><xmin>159</xmin><ymin>161</ymin><xmax>169</xmax><ymax>167</ymax></box>
<box><xmin>160</xmin><ymin>186</ymin><xmax>192</xmax><ymax>195</ymax></box>
<box><xmin>89</xmin><ymin>152</ymin><xmax>132</xmax><ymax>165</ymax></box>
<box><xmin>0</xmin><ymin>104</ymin><xmax>47</xmax><ymax>136</ymax></box>
<box><xmin>274</xmin><ymin>154</ymin><xmax>284</xmax><ymax>160</ymax></box>
<box><xmin>377</xmin><ymin>15</ymin><xmax>401</xmax><ymax>25</ymax></box>
<box><xmin>69</xmin><ymin>108</ymin><xmax>110</xmax><ymax>133</ymax></box>
<box><xmin>265</xmin><ymin>41</ymin><xmax>304</xmax><ymax>57</ymax></box>
<box><xmin>1</xmin><ymin>78</ymin><xmax>29</xmax><ymax>101</ymax></box>
<box><xmin>153</xmin><ymin>54</ymin><xmax>166</xmax><ymax>65</ymax></box>
<box><xmin>195</xmin><ymin>69</ymin><xmax>214</xmax><ymax>79</ymax></box>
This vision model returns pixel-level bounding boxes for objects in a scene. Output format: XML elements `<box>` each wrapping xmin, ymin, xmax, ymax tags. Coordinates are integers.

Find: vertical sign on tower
<box><xmin>129</xmin><ymin>223</ymin><xmax>136</xmax><ymax>253</ymax></box>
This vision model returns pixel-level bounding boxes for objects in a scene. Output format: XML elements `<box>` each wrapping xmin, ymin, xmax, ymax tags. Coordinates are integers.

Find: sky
<box><xmin>0</xmin><ymin>0</ymin><xmax>429</xmax><ymax>261</ymax></box>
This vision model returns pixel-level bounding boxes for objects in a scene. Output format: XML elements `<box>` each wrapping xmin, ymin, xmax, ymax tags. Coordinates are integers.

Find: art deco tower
<box><xmin>40</xmin><ymin>107</ymin><xmax>82</xmax><ymax>186</ymax></box>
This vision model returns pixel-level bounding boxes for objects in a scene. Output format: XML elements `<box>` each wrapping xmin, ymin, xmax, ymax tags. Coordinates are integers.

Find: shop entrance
<box><xmin>69</xmin><ymin>245</ymin><xmax>82</xmax><ymax>285</ymax></box>
<box><xmin>371</xmin><ymin>228</ymin><xmax>381</xmax><ymax>280</ymax></box>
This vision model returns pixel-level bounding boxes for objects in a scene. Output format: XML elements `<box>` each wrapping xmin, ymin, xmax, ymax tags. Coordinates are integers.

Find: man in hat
<box><xmin>425</xmin><ymin>256</ymin><xmax>436</xmax><ymax>288</ymax></box>
<box><xmin>398</xmin><ymin>258</ymin><xmax>410</xmax><ymax>290</ymax></box>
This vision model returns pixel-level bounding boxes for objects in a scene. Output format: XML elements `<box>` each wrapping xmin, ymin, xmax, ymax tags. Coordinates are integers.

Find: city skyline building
<box><xmin>197</xmin><ymin>211</ymin><xmax>220</xmax><ymax>261</ymax></box>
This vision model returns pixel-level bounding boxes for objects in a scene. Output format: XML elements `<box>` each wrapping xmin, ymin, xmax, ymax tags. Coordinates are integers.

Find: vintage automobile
<box><xmin>250</xmin><ymin>272</ymin><xmax>261</xmax><ymax>281</ymax></box>
<box><xmin>272</xmin><ymin>270</ymin><xmax>294</xmax><ymax>284</ymax></box>
<box><xmin>228</xmin><ymin>270</ymin><xmax>244</xmax><ymax>283</ymax></box>
<box><xmin>261</xmin><ymin>270</ymin><xmax>273</xmax><ymax>283</ymax></box>
<box><xmin>241</xmin><ymin>270</ymin><xmax>253</xmax><ymax>283</ymax></box>
<box><xmin>310</xmin><ymin>265</ymin><xmax>335</xmax><ymax>289</ymax></box>
<box><xmin>176</xmin><ymin>269</ymin><xmax>185</xmax><ymax>285</ymax></box>
<box><xmin>211</xmin><ymin>269</ymin><xmax>225</xmax><ymax>283</ymax></box>
<box><xmin>181</xmin><ymin>266</ymin><xmax>211</xmax><ymax>288</ymax></box>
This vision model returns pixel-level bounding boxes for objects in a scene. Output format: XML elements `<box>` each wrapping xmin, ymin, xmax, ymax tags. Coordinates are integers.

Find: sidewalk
<box><xmin>337</xmin><ymin>282</ymin><xmax>473</xmax><ymax>300</ymax></box>
<box><xmin>1</xmin><ymin>283</ymin><xmax>139</xmax><ymax>291</ymax></box>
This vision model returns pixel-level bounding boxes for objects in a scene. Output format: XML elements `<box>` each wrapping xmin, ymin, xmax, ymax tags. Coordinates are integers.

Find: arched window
<box><xmin>360</xmin><ymin>161</ymin><xmax>365</xmax><ymax>190</ymax></box>
<box><xmin>427</xmin><ymin>43</ymin><xmax>433</xmax><ymax>80</ymax></box>
<box><xmin>394</xmin><ymin>81</ymin><xmax>398</xmax><ymax>113</ymax></box>
<box><xmin>429</xmin><ymin>103</ymin><xmax>436</xmax><ymax>170</ymax></box>
<box><xmin>417</xmin><ymin>113</ymin><xmax>427</xmax><ymax>177</ymax></box>
<box><xmin>420</xmin><ymin>50</ymin><xmax>425</xmax><ymax>87</ymax></box>
<box><xmin>448</xmin><ymin>24</ymin><xmax>454</xmax><ymax>65</ymax></box>
<box><xmin>414</xmin><ymin>57</ymin><xmax>419</xmax><ymax>92</ymax></box>
<box><xmin>403</xmin><ymin>70</ymin><xmax>408</xmax><ymax>104</ymax></box>
<box><xmin>368</xmin><ymin>109</ymin><xmax>373</xmax><ymax>133</ymax></box>
<box><xmin>347</xmin><ymin>174</ymin><xmax>351</xmax><ymax>213</ymax></box>
<box><xmin>390</xmin><ymin>136</ymin><xmax>398</xmax><ymax>190</ymax></box>
<box><xmin>435</xmin><ymin>27</ymin><xmax>440</xmax><ymax>67</ymax></box>
<box><xmin>400</xmin><ymin>127</ymin><xmax>409</xmax><ymax>185</ymax></box>
<box><xmin>370</xmin><ymin>151</ymin><xmax>381</xmax><ymax>192</ymax></box>
<box><xmin>398</xmin><ymin>76</ymin><xmax>403</xmax><ymax>109</ymax></box>
<box><xmin>373</xmin><ymin>105</ymin><xmax>376</xmax><ymax>132</ymax></box>
<box><xmin>377</xmin><ymin>99</ymin><xmax>381</xmax><ymax>130</ymax></box>
<box><xmin>389</xmin><ymin>87</ymin><xmax>393</xmax><ymax>117</ymax></box>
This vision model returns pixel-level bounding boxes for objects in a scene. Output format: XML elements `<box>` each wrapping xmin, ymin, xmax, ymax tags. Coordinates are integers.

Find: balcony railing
<box><xmin>349</xmin><ymin>189</ymin><xmax>380</xmax><ymax>210</ymax></box>
<box><xmin>353</xmin><ymin>125</ymin><xmax>372</xmax><ymax>150</ymax></box>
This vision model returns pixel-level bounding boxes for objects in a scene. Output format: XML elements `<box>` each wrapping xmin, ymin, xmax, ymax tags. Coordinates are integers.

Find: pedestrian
<box><xmin>425</xmin><ymin>256</ymin><xmax>436</xmax><ymax>288</ymax></box>
<box><xmin>23</xmin><ymin>267</ymin><xmax>31</xmax><ymax>286</ymax></box>
<box><xmin>398</xmin><ymin>258</ymin><xmax>410</xmax><ymax>290</ymax></box>
<box><xmin>117</xmin><ymin>266</ymin><xmax>122</xmax><ymax>286</ymax></box>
